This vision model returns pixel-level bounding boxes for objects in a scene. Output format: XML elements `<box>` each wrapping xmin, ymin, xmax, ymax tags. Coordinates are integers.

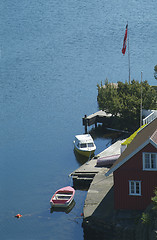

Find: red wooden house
<box><xmin>106</xmin><ymin>118</ymin><xmax>157</xmax><ymax>210</ymax></box>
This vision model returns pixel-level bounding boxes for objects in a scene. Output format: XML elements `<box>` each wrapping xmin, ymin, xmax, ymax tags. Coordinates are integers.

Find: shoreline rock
<box><xmin>82</xmin><ymin>202</ymin><xmax>157</xmax><ymax>240</ymax></box>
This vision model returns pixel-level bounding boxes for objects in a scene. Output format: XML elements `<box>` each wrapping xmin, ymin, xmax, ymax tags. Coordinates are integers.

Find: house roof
<box><xmin>106</xmin><ymin>118</ymin><xmax>157</xmax><ymax>176</ymax></box>
<box><xmin>151</xmin><ymin>129</ymin><xmax>157</xmax><ymax>144</ymax></box>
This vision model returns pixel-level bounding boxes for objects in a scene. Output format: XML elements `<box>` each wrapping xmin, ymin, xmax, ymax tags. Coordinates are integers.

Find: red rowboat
<box><xmin>50</xmin><ymin>186</ymin><xmax>75</xmax><ymax>208</ymax></box>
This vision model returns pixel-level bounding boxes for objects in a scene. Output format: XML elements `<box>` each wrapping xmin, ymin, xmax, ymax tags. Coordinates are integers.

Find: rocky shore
<box><xmin>83</xmin><ymin>207</ymin><xmax>157</xmax><ymax>240</ymax></box>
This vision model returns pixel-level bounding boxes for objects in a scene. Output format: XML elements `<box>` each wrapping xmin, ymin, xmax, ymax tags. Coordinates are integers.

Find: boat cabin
<box><xmin>75</xmin><ymin>134</ymin><xmax>95</xmax><ymax>149</ymax></box>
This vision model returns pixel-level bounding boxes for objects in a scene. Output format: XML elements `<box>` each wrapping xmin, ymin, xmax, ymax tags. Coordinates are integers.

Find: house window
<box><xmin>129</xmin><ymin>181</ymin><xmax>141</xmax><ymax>196</ymax></box>
<box><xmin>143</xmin><ymin>153</ymin><xmax>157</xmax><ymax>170</ymax></box>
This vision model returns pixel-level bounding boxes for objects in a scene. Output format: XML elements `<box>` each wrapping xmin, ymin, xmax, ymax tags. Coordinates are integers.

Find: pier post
<box><xmin>83</xmin><ymin>111</ymin><xmax>111</xmax><ymax>133</ymax></box>
<box><xmin>84</xmin><ymin>115</ymin><xmax>87</xmax><ymax>133</ymax></box>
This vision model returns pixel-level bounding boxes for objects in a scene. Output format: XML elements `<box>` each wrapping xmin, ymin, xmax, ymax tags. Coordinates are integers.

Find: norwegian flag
<box><xmin>122</xmin><ymin>24</ymin><xmax>128</xmax><ymax>55</ymax></box>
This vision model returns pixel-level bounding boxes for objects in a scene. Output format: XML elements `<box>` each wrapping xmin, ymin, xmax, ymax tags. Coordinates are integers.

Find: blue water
<box><xmin>0</xmin><ymin>0</ymin><xmax>156</xmax><ymax>239</ymax></box>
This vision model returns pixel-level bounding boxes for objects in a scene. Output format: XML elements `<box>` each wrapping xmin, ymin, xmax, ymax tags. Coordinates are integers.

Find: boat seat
<box><xmin>56</xmin><ymin>194</ymin><xmax>71</xmax><ymax>199</ymax></box>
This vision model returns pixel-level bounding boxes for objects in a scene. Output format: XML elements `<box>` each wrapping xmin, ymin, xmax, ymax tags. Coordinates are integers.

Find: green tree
<box><xmin>142</xmin><ymin>81</ymin><xmax>157</xmax><ymax>109</ymax></box>
<box><xmin>97</xmin><ymin>80</ymin><xmax>157</xmax><ymax>130</ymax></box>
<box><xmin>154</xmin><ymin>65</ymin><xmax>157</xmax><ymax>80</ymax></box>
<box><xmin>97</xmin><ymin>79</ymin><xmax>121</xmax><ymax>116</ymax></box>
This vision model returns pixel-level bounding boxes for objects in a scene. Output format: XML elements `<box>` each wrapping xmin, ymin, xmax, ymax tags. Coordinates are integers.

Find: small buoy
<box><xmin>81</xmin><ymin>213</ymin><xmax>84</xmax><ymax>217</ymax></box>
<box><xmin>15</xmin><ymin>214</ymin><xmax>22</xmax><ymax>218</ymax></box>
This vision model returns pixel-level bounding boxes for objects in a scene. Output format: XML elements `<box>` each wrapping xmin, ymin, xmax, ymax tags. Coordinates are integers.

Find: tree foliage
<box><xmin>154</xmin><ymin>65</ymin><xmax>157</xmax><ymax>80</ymax></box>
<box><xmin>141</xmin><ymin>212</ymin><xmax>150</xmax><ymax>224</ymax></box>
<box><xmin>152</xmin><ymin>188</ymin><xmax>157</xmax><ymax>211</ymax></box>
<box><xmin>97</xmin><ymin>79</ymin><xmax>157</xmax><ymax>129</ymax></box>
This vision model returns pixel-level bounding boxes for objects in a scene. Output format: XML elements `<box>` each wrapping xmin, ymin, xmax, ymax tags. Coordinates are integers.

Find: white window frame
<box><xmin>129</xmin><ymin>180</ymin><xmax>141</xmax><ymax>196</ymax></box>
<box><xmin>143</xmin><ymin>152</ymin><xmax>157</xmax><ymax>171</ymax></box>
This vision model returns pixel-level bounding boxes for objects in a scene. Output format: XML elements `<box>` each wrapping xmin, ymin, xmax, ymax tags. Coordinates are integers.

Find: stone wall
<box><xmin>83</xmin><ymin>206</ymin><xmax>157</xmax><ymax>240</ymax></box>
<box><xmin>135</xmin><ymin>205</ymin><xmax>157</xmax><ymax>240</ymax></box>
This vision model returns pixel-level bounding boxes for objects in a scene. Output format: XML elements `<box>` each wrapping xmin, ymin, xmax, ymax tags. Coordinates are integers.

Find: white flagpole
<box><xmin>140</xmin><ymin>72</ymin><xmax>143</xmax><ymax>127</ymax></box>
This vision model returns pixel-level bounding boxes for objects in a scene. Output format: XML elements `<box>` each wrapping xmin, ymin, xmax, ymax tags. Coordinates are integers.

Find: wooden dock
<box><xmin>69</xmin><ymin>139</ymin><xmax>125</xmax><ymax>189</ymax></box>
<box><xmin>82</xmin><ymin>110</ymin><xmax>112</xmax><ymax>133</ymax></box>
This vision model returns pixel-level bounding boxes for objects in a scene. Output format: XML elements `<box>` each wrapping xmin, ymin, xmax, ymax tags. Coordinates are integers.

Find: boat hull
<box><xmin>50</xmin><ymin>200</ymin><xmax>76</xmax><ymax>213</ymax></box>
<box><xmin>50</xmin><ymin>198</ymin><xmax>73</xmax><ymax>208</ymax></box>
<box><xmin>96</xmin><ymin>154</ymin><xmax>120</xmax><ymax>167</ymax></box>
<box><xmin>74</xmin><ymin>145</ymin><xmax>95</xmax><ymax>157</ymax></box>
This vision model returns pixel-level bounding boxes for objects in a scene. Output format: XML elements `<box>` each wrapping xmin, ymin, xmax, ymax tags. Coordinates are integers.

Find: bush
<box><xmin>141</xmin><ymin>212</ymin><xmax>150</xmax><ymax>224</ymax></box>
<box><xmin>152</xmin><ymin>187</ymin><xmax>157</xmax><ymax>211</ymax></box>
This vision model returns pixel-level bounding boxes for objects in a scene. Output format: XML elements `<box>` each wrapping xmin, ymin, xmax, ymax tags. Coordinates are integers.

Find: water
<box><xmin>0</xmin><ymin>0</ymin><xmax>156</xmax><ymax>239</ymax></box>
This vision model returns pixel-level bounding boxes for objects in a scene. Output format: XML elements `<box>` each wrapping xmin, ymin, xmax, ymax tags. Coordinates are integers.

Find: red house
<box><xmin>106</xmin><ymin>118</ymin><xmax>157</xmax><ymax>210</ymax></box>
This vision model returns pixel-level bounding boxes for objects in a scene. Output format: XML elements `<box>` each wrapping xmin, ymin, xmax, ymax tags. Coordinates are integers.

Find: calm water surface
<box><xmin>0</xmin><ymin>0</ymin><xmax>156</xmax><ymax>239</ymax></box>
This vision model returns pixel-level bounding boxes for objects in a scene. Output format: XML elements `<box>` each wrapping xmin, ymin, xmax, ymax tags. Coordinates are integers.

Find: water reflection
<box><xmin>50</xmin><ymin>200</ymin><xmax>76</xmax><ymax>214</ymax></box>
<box><xmin>89</xmin><ymin>125</ymin><xmax>123</xmax><ymax>142</ymax></box>
<box><xmin>73</xmin><ymin>149</ymin><xmax>93</xmax><ymax>166</ymax></box>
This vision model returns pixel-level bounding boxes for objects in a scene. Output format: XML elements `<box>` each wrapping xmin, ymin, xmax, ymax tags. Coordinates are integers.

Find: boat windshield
<box><xmin>88</xmin><ymin>143</ymin><xmax>94</xmax><ymax>147</ymax></box>
<box><xmin>80</xmin><ymin>143</ymin><xmax>87</xmax><ymax>148</ymax></box>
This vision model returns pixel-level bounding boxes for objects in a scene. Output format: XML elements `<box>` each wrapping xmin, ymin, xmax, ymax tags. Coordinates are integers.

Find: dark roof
<box><xmin>106</xmin><ymin>118</ymin><xmax>157</xmax><ymax>176</ymax></box>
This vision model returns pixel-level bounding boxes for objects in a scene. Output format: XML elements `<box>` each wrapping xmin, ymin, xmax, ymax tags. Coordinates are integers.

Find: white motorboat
<box><xmin>73</xmin><ymin>134</ymin><xmax>96</xmax><ymax>157</ymax></box>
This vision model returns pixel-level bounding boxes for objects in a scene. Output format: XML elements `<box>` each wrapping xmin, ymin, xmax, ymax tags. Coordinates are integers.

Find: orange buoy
<box><xmin>15</xmin><ymin>214</ymin><xmax>22</xmax><ymax>218</ymax></box>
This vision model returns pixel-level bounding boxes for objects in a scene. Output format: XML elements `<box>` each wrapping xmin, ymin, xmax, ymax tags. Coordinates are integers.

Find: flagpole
<box><xmin>140</xmin><ymin>72</ymin><xmax>143</xmax><ymax>127</ymax></box>
<box><xmin>127</xmin><ymin>22</ymin><xmax>131</xmax><ymax>84</ymax></box>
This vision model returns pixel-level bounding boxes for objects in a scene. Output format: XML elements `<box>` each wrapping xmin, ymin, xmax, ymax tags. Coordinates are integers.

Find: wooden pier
<box><xmin>69</xmin><ymin>139</ymin><xmax>125</xmax><ymax>190</ymax></box>
<box><xmin>82</xmin><ymin>110</ymin><xmax>112</xmax><ymax>133</ymax></box>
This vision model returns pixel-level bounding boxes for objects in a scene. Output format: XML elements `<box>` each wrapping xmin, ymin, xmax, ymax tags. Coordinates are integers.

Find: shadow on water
<box><xmin>50</xmin><ymin>200</ymin><xmax>76</xmax><ymax>214</ymax></box>
<box><xmin>89</xmin><ymin>125</ymin><xmax>130</xmax><ymax>143</ymax></box>
<box><xmin>73</xmin><ymin>149</ymin><xmax>94</xmax><ymax>166</ymax></box>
